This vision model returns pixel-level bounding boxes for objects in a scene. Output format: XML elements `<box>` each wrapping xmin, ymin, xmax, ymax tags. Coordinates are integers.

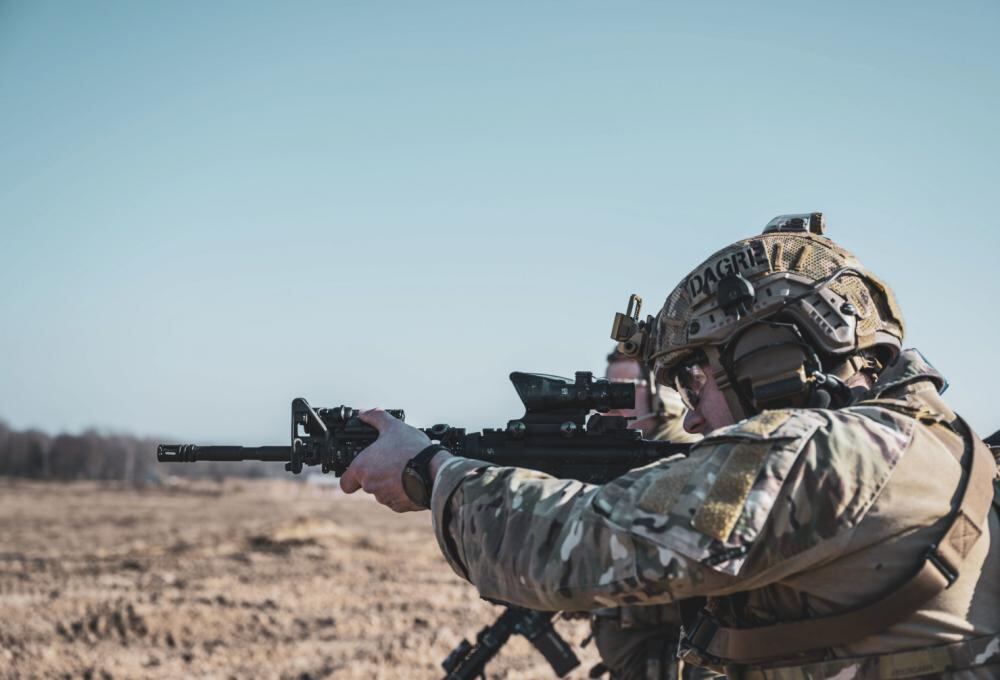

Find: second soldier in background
<box><xmin>590</xmin><ymin>350</ymin><xmax>716</xmax><ymax>680</ymax></box>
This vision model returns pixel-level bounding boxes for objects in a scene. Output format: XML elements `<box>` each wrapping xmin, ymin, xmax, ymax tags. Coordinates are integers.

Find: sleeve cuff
<box><xmin>430</xmin><ymin>456</ymin><xmax>492</xmax><ymax>579</ymax></box>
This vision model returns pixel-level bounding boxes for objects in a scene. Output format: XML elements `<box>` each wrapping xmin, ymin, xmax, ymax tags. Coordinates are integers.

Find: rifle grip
<box><xmin>529</xmin><ymin>625</ymin><xmax>580</xmax><ymax>677</ymax></box>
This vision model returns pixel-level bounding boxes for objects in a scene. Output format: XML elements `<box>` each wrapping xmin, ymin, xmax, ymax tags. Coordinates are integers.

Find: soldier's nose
<box><xmin>683</xmin><ymin>409</ymin><xmax>705</xmax><ymax>435</ymax></box>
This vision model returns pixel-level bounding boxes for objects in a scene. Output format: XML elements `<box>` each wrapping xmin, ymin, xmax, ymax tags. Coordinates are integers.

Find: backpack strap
<box><xmin>680</xmin><ymin>416</ymin><xmax>997</xmax><ymax>666</ymax></box>
<box><xmin>737</xmin><ymin>632</ymin><xmax>1000</xmax><ymax>680</ymax></box>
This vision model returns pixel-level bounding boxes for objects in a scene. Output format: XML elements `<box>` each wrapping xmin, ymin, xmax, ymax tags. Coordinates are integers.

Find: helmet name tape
<box><xmin>687</xmin><ymin>240</ymin><xmax>770</xmax><ymax>305</ymax></box>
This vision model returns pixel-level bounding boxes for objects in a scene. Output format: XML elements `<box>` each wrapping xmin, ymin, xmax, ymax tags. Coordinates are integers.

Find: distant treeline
<box><xmin>0</xmin><ymin>421</ymin><xmax>276</xmax><ymax>483</ymax></box>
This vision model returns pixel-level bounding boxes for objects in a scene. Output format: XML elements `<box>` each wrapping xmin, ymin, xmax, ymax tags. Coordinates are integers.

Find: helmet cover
<box><xmin>649</xmin><ymin>229</ymin><xmax>905</xmax><ymax>385</ymax></box>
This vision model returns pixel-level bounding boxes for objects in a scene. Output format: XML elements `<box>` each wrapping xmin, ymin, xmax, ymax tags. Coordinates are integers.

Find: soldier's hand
<box><xmin>340</xmin><ymin>409</ymin><xmax>444</xmax><ymax>513</ymax></box>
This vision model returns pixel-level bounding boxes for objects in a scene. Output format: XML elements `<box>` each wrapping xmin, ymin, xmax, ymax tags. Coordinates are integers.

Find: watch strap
<box><xmin>403</xmin><ymin>444</ymin><xmax>450</xmax><ymax>507</ymax></box>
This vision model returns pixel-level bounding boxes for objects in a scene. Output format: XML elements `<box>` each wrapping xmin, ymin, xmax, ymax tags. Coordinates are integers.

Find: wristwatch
<box><xmin>401</xmin><ymin>444</ymin><xmax>449</xmax><ymax>509</ymax></box>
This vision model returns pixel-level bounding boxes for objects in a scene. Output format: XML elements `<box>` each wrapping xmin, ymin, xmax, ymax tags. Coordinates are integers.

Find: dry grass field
<box><xmin>0</xmin><ymin>479</ymin><xmax>599</xmax><ymax>680</ymax></box>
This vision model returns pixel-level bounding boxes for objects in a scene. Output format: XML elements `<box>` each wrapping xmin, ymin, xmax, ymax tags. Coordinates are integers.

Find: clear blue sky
<box><xmin>1</xmin><ymin>1</ymin><xmax>998</xmax><ymax>444</ymax></box>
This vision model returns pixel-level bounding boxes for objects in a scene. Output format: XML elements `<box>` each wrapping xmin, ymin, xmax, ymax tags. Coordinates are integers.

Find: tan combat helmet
<box><xmin>611</xmin><ymin>213</ymin><xmax>905</xmax><ymax>420</ymax></box>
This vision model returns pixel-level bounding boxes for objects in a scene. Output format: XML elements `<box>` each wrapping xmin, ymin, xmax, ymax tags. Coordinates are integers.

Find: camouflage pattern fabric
<box><xmin>590</xmin><ymin>393</ymin><xmax>706</xmax><ymax>680</ymax></box>
<box><xmin>590</xmin><ymin>616</ymin><xmax>681</xmax><ymax>680</ymax></box>
<box><xmin>590</xmin><ymin>617</ymin><xmax>724</xmax><ymax>679</ymax></box>
<box><xmin>430</xmin><ymin>350</ymin><xmax>1000</xmax><ymax>678</ymax></box>
<box><xmin>648</xmin><ymin>231</ymin><xmax>905</xmax><ymax>378</ymax></box>
<box><xmin>432</xmin><ymin>401</ymin><xmax>874</xmax><ymax>607</ymax></box>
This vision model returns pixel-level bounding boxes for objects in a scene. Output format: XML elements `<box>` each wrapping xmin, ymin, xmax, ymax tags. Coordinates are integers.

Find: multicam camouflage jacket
<box><xmin>430</xmin><ymin>350</ymin><xmax>1000</xmax><ymax>679</ymax></box>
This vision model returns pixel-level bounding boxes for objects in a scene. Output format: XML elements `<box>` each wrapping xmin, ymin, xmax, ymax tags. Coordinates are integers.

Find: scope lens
<box><xmin>607</xmin><ymin>382</ymin><xmax>635</xmax><ymax>409</ymax></box>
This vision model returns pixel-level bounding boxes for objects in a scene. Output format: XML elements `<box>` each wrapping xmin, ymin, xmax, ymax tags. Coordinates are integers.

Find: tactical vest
<box><xmin>677</xmin><ymin>406</ymin><xmax>1000</xmax><ymax>679</ymax></box>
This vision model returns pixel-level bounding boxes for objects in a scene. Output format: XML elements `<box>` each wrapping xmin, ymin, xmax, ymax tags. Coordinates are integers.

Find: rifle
<box><xmin>441</xmin><ymin>606</ymin><xmax>580</xmax><ymax>679</ymax></box>
<box><xmin>157</xmin><ymin>370</ymin><xmax>691</xmax><ymax>678</ymax></box>
<box><xmin>157</xmin><ymin>370</ymin><xmax>690</xmax><ymax>482</ymax></box>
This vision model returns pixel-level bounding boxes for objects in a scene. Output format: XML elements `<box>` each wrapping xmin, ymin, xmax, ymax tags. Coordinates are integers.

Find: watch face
<box><xmin>402</xmin><ymin>465</ymin><xmax>430</xmax><ymax>508</ymax></box>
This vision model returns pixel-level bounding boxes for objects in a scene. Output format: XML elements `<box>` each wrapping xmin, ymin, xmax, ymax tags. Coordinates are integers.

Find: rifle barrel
<box><xmin>157</xmin><ymin>444</ymin><xmax>290</xmax><ymax>463</ymax></box>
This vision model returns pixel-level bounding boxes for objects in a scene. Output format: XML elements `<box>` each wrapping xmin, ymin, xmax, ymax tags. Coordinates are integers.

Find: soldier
<box><xmin>342</xmin><ymin>214</ymin><xmax>1000</xmax><ymax>678</ymax></box>
<box><xmin>604</xmin><ymin>347</ymin><xmax>698</xmax><ymax>445</ymax></box>
<box><xmin>594</xmin><ymin>350</ymin><xmax>711</xmax><ymax>680</ymax></box>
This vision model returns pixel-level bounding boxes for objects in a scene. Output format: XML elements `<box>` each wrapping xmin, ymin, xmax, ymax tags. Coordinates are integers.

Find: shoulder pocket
<box><xmin>619</xmin><ymin>411</ymin><xmax>821</xmax><ymax>576</ymax></box>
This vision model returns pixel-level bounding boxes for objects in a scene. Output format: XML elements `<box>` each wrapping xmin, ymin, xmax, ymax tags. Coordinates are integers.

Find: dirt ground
<box><xmin>0</xmin><ymin>479</ymin><xmax>600</xmax><ymax>680</ymax></box>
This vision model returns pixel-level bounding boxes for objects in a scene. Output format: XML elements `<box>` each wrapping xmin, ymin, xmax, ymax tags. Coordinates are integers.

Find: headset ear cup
<box><xmin>726</xmin><ymin>322</ymin><xmax>814</xmax><ymax>412</ymax></box>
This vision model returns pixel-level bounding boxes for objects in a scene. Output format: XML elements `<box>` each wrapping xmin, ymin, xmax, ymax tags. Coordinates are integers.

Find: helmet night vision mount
<box><xmin>610</xmin><ymin>293</ymin><xmax>654</xmax><ymax>361</ymax></box>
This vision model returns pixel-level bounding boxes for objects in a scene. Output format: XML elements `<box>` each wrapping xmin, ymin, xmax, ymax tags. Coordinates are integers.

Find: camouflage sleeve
<box><xmin>429</xmin><ymin>453</ymin><xmax>742</xmax><ymax>611</ymax></box>
<box><xmin>429</xmin><ymin>406</ymin><xmax>915</xmax><ymax>611</ymax></box>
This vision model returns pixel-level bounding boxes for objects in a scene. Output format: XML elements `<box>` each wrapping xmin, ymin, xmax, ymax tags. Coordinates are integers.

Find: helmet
<box><xmin>611</xmin><ymin>213</ymin><xmax>905</xmax><ymax>420</ymax></box>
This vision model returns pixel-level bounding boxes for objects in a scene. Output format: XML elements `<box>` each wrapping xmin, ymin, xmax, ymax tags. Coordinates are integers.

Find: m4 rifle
<box><xmin>157</xmin><ymin>370</ymin><xmax>689</xmax><ymax>483</ymax></box>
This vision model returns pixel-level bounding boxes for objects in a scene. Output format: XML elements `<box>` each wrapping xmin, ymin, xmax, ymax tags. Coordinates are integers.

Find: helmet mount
<box><xmin>716</xmin><ymin>273</ymin><xmax>756</xmax><ymax>320</ymax></box>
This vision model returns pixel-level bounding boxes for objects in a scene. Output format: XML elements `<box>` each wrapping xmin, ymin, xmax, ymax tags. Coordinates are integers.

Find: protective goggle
<box><xmin>670</xmin><ymin>360</ymin><xmax>708</xmax><ymax>411</ymax></box>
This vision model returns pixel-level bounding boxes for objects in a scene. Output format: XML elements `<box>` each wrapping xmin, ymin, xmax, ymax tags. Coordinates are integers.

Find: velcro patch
<box><xmin>634</xmin><ymin>456</ymin><xmax>703</xmax><ymax>517</ymax></box>
<box><xmin>737</xmin><ymin>410</ymin><xmax>793</xmax><ymax>437</ymax></box>
<box><xmin>692</xmin><ymin>442</ymin><xmax>772</xmax><ymax>541</ymax></box>
<box><xmin>623</xmin><ymin>413</ymin><xmax>822</xmax><ymax>576</ymax></box>
<box><xmin>636</xmin><ymin>473</ymin><xmax>688</xmax><ymax>516</ymax></box>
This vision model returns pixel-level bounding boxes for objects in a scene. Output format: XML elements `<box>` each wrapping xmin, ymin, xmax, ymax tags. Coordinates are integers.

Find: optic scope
<box><xmin>510</xmin><ymin>371</ymin><xmax>633</xmax><ymax>414</ymax></box>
